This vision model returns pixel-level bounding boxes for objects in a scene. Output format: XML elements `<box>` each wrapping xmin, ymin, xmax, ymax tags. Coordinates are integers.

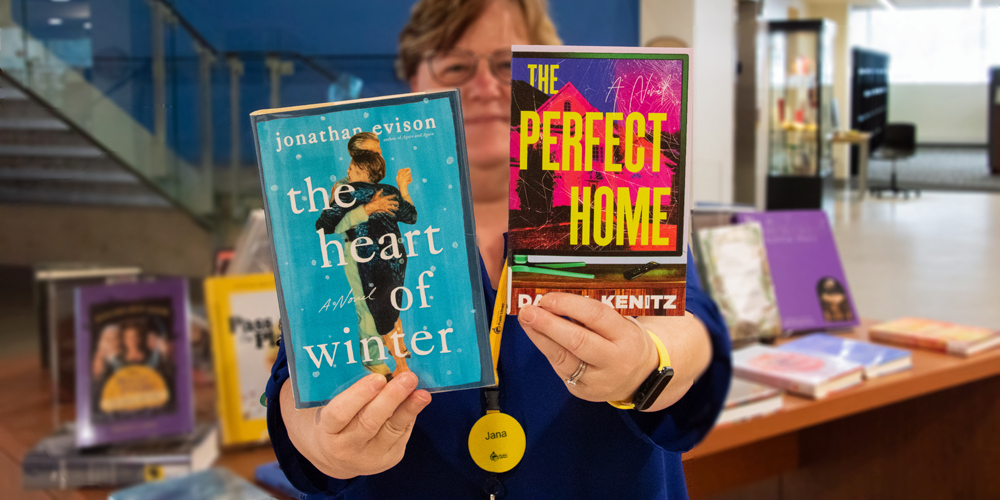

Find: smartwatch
<box><xmin>609</xmin><ymin>329</ymin><xmax>673</xmax><ymax>411</ymax></box>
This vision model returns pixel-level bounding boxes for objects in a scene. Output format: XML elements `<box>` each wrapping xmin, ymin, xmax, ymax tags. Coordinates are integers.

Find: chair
<box><xmin>871</xmin><ymin>123</ymin><xmax>920</xmax><ymax>198</ymax></box>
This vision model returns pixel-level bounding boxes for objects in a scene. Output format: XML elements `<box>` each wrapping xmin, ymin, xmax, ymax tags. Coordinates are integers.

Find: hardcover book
<box><xmin>779</xmin><ymin>333</ymin><xmax>912</xmax><ymax>379</ymax></box>
<box><xmin>255</xmin><ymin>461</ymin><xmax>307</xmax><ymax>499</ymax></box>
<box><xmin>204</xmin><ymin>273</ymin><xmax>279</xmax><ymax>445</ymax></box>
<box><xmin>74</xmin><ymin>278</ymin><xmax>194</xmax><ymax>447</ymax></box>
<box><xmin>733</xmin><ymin>344</ymin><xmax>864</xmax><ymax>399</ymax></box>
<box><xmin>108</xmin><ymin>467</ymin><xmax>268</xmax><ymax>500</ymax></box>
<box><xmin>696</xmin><ymin>222</ymin><xmax>782</xmax><ymax>344</ymax></box>
<box><xmin>22</xmin><ymin>424</ymin><xmax>217</xmax><ymax>490</ymax></box>
<box><xmin>507</xmin><ymin>45</ymin><xmax>693</xmax><ymax>316</ymax></box>
<box><xmin>251</xmin><ymin>90</ymin><xmax>493</xmax><ymax>408</ymax></box>
<box><xmin>734</xmin><ymin>210</ymin><xmax>859</xmax><ymax>332</ymax></box>
<box><xmin>869</xmin><ymin>317</ymin><xmax>1000</xmax><ymax>357</ymax></box>
<box><xmin>717</xmin><ymin>376</ymin><xmax>783</xmax><ymax>426</ymax></box>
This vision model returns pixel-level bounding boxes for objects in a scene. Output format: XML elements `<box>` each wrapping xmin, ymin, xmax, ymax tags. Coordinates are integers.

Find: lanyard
<box><xmin>483</xmin><ymin>261</ymin><xmax>508</xmax><ymax>415</ymax></box>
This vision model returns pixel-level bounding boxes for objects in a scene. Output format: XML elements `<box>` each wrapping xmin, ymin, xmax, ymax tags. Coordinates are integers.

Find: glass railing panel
<box><xmin>2</xmin><ymin>0</ymin><xmax>212</xmax><ymax>216</ymax></box>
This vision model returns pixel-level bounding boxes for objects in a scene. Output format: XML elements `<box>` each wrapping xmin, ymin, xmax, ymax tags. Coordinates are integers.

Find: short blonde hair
<box><xmin>396</xmin><ymin>0</ymin><xmax>562</xmax><ymax>81</ymax></box>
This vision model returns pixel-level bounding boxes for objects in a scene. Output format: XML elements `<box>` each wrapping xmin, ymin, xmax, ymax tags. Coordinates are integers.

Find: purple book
<box><xmin>75</xmin><ymin>278</ymin><xmax>194</xmax><ymax>448</ymax></box>
<box><xmin>734</xmin><ymin>210</ymin><xmax>859</xmax><ymax>332</ymax></box>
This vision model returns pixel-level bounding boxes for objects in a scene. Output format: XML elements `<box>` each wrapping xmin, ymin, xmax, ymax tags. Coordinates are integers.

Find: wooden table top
<box><xmin>683</xmin><ymin>321</ymin><xmax>1000</xmax><ymax>461</ymax></box>
<box><xmin>0</xmin><ymin>358</ymin><xmax>283</xmax><ymax>500</ymax></box>
<box><xmin>5</xmin><ymin>321</ymin><xmax>999</xmax><ymax>497</ymax></box>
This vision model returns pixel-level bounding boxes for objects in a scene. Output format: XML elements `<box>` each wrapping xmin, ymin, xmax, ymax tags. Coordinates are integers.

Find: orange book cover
<box><xmin>869</xmin><ymin>317</ymin><xmax>1000</xmax><ymax>357</ymax></box>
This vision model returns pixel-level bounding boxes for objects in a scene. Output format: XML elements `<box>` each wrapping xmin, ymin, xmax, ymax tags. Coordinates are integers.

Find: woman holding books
<box><xmin>265</xmin><ymin>0</ymin><xmax>731</xmax><ymax>497</ymax></box>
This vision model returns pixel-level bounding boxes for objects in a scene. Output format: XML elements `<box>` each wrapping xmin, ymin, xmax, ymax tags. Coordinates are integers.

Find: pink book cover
<box><xmin>507</xmin><ymin>46</ymin><xmax>693</xmax><ymax>316</ymax></box>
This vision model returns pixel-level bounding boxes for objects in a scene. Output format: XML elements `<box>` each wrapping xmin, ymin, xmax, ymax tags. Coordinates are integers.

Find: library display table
<box><xmin>2</xmin><ymin>321</ymin><xmax>998</xmax><ymax>499</ymax></box>
<box><xmin>683</xmin><ymin>322</ymin><xmax>1000</xmax><ymax>499</ymax></box>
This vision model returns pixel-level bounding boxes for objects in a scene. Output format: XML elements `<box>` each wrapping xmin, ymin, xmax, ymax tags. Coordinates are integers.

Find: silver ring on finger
<box><xmin>565</xmin><ymin>360</ymin><xmax>587</xmax><ymax>386</ymax></box>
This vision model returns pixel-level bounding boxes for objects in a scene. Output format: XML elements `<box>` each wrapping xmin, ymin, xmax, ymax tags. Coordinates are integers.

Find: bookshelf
<box><xmin>849</xmin><ymin>48</ymin><xmax>889</xmax><ymax>177</ymax></box>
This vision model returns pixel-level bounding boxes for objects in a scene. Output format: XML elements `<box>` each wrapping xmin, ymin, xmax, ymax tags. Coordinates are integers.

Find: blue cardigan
<box><xmin>265</xmin><ymin>252</ymin><xmax>731</xmax><ymax>499</ymax></box>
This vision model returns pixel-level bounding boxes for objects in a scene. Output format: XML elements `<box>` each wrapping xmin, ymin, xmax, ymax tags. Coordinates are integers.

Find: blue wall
<box><xmin>170</xmin><ymin>0</ymin><xmax>640</xmax><ymax>55</ymax></box>
<box><xmin>15</xmin><ymin>0</ymin><xmax>639</xmax><ymax>166</ymax></box>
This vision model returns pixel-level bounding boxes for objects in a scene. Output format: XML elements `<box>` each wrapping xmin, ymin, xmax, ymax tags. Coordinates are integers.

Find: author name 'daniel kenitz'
<box><xmin>273</xmin><ymin>117</ymin><xmax>438</xmax><ymax>153</ymax></box>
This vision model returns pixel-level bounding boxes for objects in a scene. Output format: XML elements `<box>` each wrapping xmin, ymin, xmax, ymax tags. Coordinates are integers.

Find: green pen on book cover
<box><xmin>509</xmin><ymin>265</ymin><xmax>595</xmax><ymax>279</ymax></box>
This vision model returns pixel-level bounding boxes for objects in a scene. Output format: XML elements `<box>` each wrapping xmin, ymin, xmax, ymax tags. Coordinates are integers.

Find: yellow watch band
<box><xmin>608</xmin><ymin>329</ymin><xmax>672</xmax><ymax>410</ymax></box>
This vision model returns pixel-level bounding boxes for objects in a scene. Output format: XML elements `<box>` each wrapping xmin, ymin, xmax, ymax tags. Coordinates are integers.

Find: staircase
<box><xmin>0</xmin><ymin>80</ymin><xmax>171</xmax><ymax>208</ymax></box>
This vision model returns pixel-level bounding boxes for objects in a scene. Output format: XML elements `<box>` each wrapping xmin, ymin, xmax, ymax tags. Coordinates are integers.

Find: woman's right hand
<box><xmin>282</xmin><ymin>372</ymin><xmax>431</xmax><ymax>479</ymax></box>
<box><xmin>364</xmin><ymin>189</ymin><xmax>399</xmax><ymax>216</ymax></box>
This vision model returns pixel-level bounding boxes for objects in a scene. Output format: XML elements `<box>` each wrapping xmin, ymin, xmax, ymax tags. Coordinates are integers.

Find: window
<box><xmin>591</xmin><ymin>145</ymin><xmax>603</xmax><ymax>162</ymax></box>
<box><xmin>563</xmin><ymin>101</ymin><xmax>572</xmax><ymax>112</ymax></box>
<box><xmin>849</xmin><ymin>7</ymin><xmax>1000</xmax><ymax>83</ymax></box>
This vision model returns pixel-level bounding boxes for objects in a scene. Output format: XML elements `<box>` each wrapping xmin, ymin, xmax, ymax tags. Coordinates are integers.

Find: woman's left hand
<box><xmin>518</xmin><ymin>293</ymin><xmax>659</xmax><ymax>403</ymax></box>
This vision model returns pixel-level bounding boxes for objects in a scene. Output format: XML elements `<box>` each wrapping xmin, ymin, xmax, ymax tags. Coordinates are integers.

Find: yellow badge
<box><xmin>143</xmin><ymin>464</ymin><xmax>164</xmax><ymax>482</ymax></box>
<box><xmin>468</xmin><ymin>412</ymin><xmax>525</xmax><ymax>473</ymax></box>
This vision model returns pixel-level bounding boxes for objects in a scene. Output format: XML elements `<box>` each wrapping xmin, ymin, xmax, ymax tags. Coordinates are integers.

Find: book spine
<box><xmin>732</xmin><ymin>366</ymin><xmax>817</xmax><ymax>398</ymax></box>
<box><xmin>22</xmin><ymin>458</ymin><xmax>192</xmax><ymax>490</ymax></box>
<box><xmin>869</xmin><ymin>329</ymin><xmax>948</xmax><ymax>353</ymax></box>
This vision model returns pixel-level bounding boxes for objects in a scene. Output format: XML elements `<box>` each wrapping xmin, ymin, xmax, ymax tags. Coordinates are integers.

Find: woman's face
<box><xmin>123</xmin><ymin>327</ymin><xmax>141</xmax><ymax>350</ymax></box>
<box><xmin>409</xmin><ymin>0</ymin><xmax>529</xmax><ymax>169</ymax></box>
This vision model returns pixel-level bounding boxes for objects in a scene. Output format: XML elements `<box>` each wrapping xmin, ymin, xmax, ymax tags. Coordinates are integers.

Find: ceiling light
<box><xmin>877</xmin><ymin>0</ymin><xmax>896</xmax><ymax>10</ymax></box>
<box><xmin>51</xmin><ymin>0</ymin><xmax>70</xmax><ymax>2</ymax></box>
<box><xmin>83</xmin><ymin>22</ymin><xmax>92</xmax><ymax>29</ymax></box>
<box><xmin>971</xmin><ymin>0</ymin><xmax>980</xmax><ymax>8</ymax></box>
<box><xmin>47</xmin><ymin>17</ymin><xmax>63</xmax><ymax>25</ymax></box>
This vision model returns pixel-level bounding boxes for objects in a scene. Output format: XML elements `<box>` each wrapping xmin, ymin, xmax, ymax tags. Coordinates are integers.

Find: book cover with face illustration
<box><xmin>507</xmin><ymin>46</ymin><xmax>693</xmax><ymax>316</ymax></box>
<box><xmin>734</xmin><ymin>210</ymin><xmax>859</xmax><ymax>333</ymax></box>
<box><xmin>75</xmin><ymin>278</ymin><xmax>193</xmax><ymax>447</ymax></box>
<box><xmin>251</xmin><ymin>90</ymin><xmax>493</xmax><ymax>409</ymax></box>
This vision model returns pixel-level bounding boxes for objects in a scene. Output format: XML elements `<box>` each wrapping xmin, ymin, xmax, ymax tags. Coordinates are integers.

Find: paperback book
<box><xmin>74</xmin><ymin>278</ymin><xmax>194</xmax><ymax>447</ymax></box>
<box><xmin>779</xmin><ymin>333</ymin><xmax>912</xmax><ymax>379</ymax></box>
<box><xmin>869</xmin><ymin>317</ymin><xmax>1000</xmax><ymax>357</ymax></box>
<box><xmin>507</xmin><ymin>45</ymin><xmax>692</xmax><ymax>316</ymax></box>
<box><xmin>108</xmin><ymin>467</ymin><xmax>268</xmax><ymax>500</ymax></box>
<box><xmin>717</xmin><ymin>376</ymin><xmax>783</xmax><ymax>426</ymax></box>
<box><xmin>696</xmin><ymin>222</ymin><xmax>782</xmax><ymax>344</ymax></box>
<box><xmin>733</xmin><ymin>344</ymin><xmax>864</xmax><ymax>400</ymax></box>
<box><xmin>251</xmin><ymin>90</ymin><xmax>493</xmax><ymax>408</ymax></box>
<box><xmin>735</xmin><ymin>210</ymin><xmax>859</xmax><ymax>332</ymax></box>
<box><xmin>204</xmin><ymin>273</ymin><xmax>279</xmax><ymax>445</ymax></box>
<box><xmin>22</xmin><ymin>424</ymin><xmax>217</xmax><ymax>490</ymax></box>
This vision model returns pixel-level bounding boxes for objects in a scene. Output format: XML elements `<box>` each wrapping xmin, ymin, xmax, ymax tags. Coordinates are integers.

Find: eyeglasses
<box><xmin>427</xmin><ymin>48</ymin><xmax>512</xmax><ymax>86</ymax></box>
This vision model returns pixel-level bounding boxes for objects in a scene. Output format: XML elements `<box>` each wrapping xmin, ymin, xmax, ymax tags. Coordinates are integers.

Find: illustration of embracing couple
<box><xmin>315</xmin><ymin>132</ymin><xmax>418</xmax><ymax>381</ymax></box>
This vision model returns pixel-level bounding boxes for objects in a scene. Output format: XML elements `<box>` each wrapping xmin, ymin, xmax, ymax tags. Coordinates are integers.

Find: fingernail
<box><xmin>520</xmin><ymin>306</ymin><xmax>536</xmax><ymax>323</ymax></box>
<box><xmin>415</xmin><ymin>391</ymin><xmax>431</xmax><ymax>405</ymax></box>
<box><xmin>369</xmin><ymin>374</ymin><xmax>386</xmax><ymax>391</ymax></box>
<box><xmin>398</xmin><ymin>371</ymin><xmax>418</xmax><ymax>389</ymax></box>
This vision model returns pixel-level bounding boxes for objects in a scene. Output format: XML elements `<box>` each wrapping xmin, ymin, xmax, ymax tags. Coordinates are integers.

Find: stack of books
<box><xmin>24</xmin><ymin>278</ymin><xmax>219</xmax><ymax>490</ymax></box>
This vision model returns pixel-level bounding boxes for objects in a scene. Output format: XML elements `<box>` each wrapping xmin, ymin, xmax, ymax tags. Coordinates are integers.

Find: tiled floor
<box><xmin>826</xmin><ymin>188</ymin><xmax>1000</xmax><ymax>330</ymax></box>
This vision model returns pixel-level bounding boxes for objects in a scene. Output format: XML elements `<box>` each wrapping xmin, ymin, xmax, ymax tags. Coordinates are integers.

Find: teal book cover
<box><xmin>251</xmin><ymin>90</ymin><xmax>493</xmax><ymax>409</ymax></box>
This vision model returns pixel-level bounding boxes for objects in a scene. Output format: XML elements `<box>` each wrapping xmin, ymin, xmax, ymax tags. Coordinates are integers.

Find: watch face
<box><xmin>633</xmin><ymin>367</ymin><xmax>674</xmax><ymax>411</ymax></box>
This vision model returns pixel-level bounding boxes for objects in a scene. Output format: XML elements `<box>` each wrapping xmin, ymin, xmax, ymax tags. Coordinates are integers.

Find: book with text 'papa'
<box><xmin>869</xmin><ymin>317</ymin><xmax>1000</xmax><ymax>357</ymax></box>
<box><xmin>251</xmin><ymin>90</ymin><xmax>493</xmax><ymax>409</ymax></box>
<box><xmin>74</xmin><ymin>278</ymin><xmax>194</xmax><ymax>447</ymax></box>
<box><xmin>507</xmin><ymin>46</ymin><xmax>693</xmax><ymax>316</ymax></box>
<box><xmin>733</xmin><ymin>344</ymin><xmax>864</xmax><ymax>400</ymax></box>
<box><xmin>204</xmin><ymin>273</ymin><xmax>279</xmax><ymax>445</ymax></box>
<box><xmin>734</xmin><ymin>210</ymin><xmax>859</xmax><ymax>333</ymax></box>
<box><xmin>779</xmin><ymin>333</ymin><xmax>912</xmax><ymax>379</ymax></box>
<box><xmin>22</xmin><ymin>424</ymin><xmax>218</xmax><ymax>490</ymax></box>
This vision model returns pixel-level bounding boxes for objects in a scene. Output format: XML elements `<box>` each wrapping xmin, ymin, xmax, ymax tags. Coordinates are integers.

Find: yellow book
<box><xmin>204</xmin><ymin>273</ymin><xmax>279</xmax><ymax>445</ymax></box>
